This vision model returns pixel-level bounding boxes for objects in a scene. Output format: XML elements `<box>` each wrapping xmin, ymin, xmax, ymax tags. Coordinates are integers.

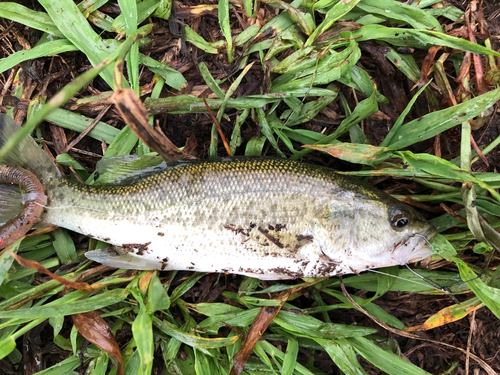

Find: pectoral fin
<box><xmin>85</xmin><ymin>247</ymin><xmax>161</xmax><ymax>270</ymax></box>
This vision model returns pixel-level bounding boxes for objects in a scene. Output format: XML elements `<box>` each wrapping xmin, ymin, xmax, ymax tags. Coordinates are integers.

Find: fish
<box><xmin>0</xmin><ymin>114</ymin><xmax>436</xmax><ymax>280</ymax></box>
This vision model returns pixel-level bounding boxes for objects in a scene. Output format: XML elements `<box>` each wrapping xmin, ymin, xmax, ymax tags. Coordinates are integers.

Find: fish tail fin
<box><xmin>0</xmin><ymin>114</ymin><xmax>60</xmax><ymax>225</ymax></box>
<box><xmin>0</xmin><ymin>183</ymin><xmax>22</xmax><ymax>226</ymax></box>
<box><xmin>0</xmin><ymin>114</ymin><xmax>61</xmax><ymax>184</ymax></box>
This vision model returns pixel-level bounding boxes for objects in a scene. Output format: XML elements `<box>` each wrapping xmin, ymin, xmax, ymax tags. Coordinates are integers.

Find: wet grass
<box><xmin>1</xmin><ymin>0</ymin><xmax>500</xmax><ymax>374</ymax></box>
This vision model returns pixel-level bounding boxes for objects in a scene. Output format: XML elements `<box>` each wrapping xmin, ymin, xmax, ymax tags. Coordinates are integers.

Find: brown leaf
<box><xmin>49</xmin><ymin>124</ymin><xmax>68</xmax><ymax>155</ymax></box>
<box><xmin>230</xmin><ymin>305</ymin><xmax>282</xmax><ymax>375</ymax></box>
<box><xmin>470</xmin><ymin>134</ymin><xmax>489</xmax><ymax>166</ymax></box>
<box><xmin>202</xmin><ymin>96</ymin><xmax>232</xmax><ymax>156</ymax></box>
<box><xmin>413</xmin><ymin>45</ymin><xmax>441</xmax><ymax>90</ymax></box>
<box><xmin>339</xmin><ymin>277</ymin><xmax>497</xmax><ymax>375</ymax></box>
<box><xmin>465</xmin><ymin>6</ymin><xmax>486</xmax><ymax>96</ymax></box>
<box><xmin>230</xmin><ymin>279</ymin><xmax>326</xmax><ymax>375</ymax></box>
<box><xmin>455</xmin><ymin>52</ymin><xmax>471</xmax><ymax>90</ymax></box>
<box><xmin>439</xmin><ymin>203</ymin><xmax>468</xmax><ymax>224</ymax></box>
<box><xmin>111</xmin><ymin>88</ymin><xmax>196</xmax><ymax>161</ymax></box>
<box><xmin>139</xmin><ymin>270</ymin><xmax>154</xmax><ymax>293</ymax></box>
<box><xmin>405</xmin><ymin>298</ymin><xmax>484</xmax><ymax>332</ymax></box>
<box><xmin>403</xmin><ymin>196</ymin><xmax>442</xmax><ymax>213</ymax></box>
<box><xmin>9</xmin><ymin>251</ymin><xmax>93</xmax><ymax>292</ymax></box>
<box><xmin>72</xmin><ymin>311</ymin><xmax>123</xmax><ymax>375</ymax></box>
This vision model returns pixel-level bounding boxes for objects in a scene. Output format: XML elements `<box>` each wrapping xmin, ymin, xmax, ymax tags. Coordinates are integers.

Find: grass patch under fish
<box><xmin>1</xmin><ymin>0</ymin><xmax>500</xmax><ymax>374</ymax></box>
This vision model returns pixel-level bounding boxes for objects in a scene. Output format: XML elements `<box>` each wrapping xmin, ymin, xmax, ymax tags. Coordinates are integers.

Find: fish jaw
<box><xmin>395</xmin><ymin>225</ymin><xmax>437</xmax><ymax>265</ymax></box>
<box><xmin>341</xmin><ymin>225</ymin><xmax>437</xmax><ymax>272</ymax></box>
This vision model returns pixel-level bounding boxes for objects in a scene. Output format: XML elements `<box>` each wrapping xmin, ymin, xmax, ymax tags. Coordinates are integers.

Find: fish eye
<box><xmin>395</xmin><ymin>218</ymin><xmax>408</xmax><ymax>228</ymax></box>
<box><xmin>390</xmin><ymin>209</ymin><xmax>410</xmax><ymax>231</ymax></box>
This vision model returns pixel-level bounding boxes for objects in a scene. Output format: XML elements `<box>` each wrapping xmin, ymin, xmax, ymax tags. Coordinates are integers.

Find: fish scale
<box><xmin>0</xmin><ymin>114</ymin><xmax>436</xmax><ymax>279</ymax></box>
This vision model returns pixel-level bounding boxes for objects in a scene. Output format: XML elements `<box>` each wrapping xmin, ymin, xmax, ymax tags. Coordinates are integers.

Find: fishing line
<box><xmin>366</xmin><ymin>268</ymin><xmax>438</xmax><ymax>290</ymax></box>
<box><xmin>405</xmin><ymin>264</ymin><xmax>460</xmax><ymax>304</ymax></box>
<box><xmin>367</xmin><ymin>267</ymin><xmax>460</xmax><ymax>304</ymax></box>
<box><xmin>33</xmin><ymin>195</ymin><xmax>107</xmax><ymax>213</ymax></box>
<box><xmin>405</xmin><ymin>233</ymin><xmax>463</xmax><ymax>303</ymax></box>
<box><xmin>412</xmin><ymin>233</ymin><xmax>434</xmax><ymax>249</ymax></box>
<box><xmin>22</xmin><ymin>192</ymin><xmax>47</xmax><ymax>205</ymax></box>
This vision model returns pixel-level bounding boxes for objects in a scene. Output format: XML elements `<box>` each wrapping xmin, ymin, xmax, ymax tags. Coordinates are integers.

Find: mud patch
<box><xmin>268</xmin><ymin>267</ymin><xmax>304</xmax><ymax>279</ymax></box>
<box><xmin>122</xmin><ymin>241</ymin><xmax>151</xmax><ymax>256</ymax></box>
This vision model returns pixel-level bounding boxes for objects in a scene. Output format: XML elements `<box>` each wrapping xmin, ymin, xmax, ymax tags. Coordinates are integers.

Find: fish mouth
<box><xmin>402</xmin><ymin>225</ymin><xmax>438</xmax><ymax>264</ymax></box>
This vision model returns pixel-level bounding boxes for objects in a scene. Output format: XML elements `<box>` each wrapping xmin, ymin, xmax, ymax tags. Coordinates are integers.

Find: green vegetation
<box><xmin>1</xmin><ymin>0</ymin><xmax>500</xmax><ymax>373</ymax></box>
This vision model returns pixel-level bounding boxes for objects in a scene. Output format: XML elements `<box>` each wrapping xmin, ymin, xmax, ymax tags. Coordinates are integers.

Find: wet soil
<box><xmin>1</xmin><ymin>0</ymin><xmax>500</xmax><ymax>374</ymax></box>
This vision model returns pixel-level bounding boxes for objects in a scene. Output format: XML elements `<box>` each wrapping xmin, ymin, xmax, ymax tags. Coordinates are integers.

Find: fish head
<box><xmin>314</xmin><ymin>192</ymin><xmax>437</xmax><ymax>273</ymax></box>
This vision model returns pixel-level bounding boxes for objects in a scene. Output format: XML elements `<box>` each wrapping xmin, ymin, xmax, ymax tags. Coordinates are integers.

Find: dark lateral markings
<box><xmin>122</xmin><ymin>241</ymin><xmax>152</xmax><ymax>255</ymax></box>
<box><xmin>223</xmin><ymin>223</ymin><xmax>313</xmax><ymax>253</ymax></box>
<box><xmin>258</xmin><ymin>227</ymin><xmax>284</xmax><ymax>248</ymax></box>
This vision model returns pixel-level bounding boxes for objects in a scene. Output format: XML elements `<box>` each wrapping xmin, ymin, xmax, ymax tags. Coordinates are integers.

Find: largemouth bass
<box><xmin>0</xmin><ymin>114</ymin><xmax>436</xmax><ymax>279</ymax></box>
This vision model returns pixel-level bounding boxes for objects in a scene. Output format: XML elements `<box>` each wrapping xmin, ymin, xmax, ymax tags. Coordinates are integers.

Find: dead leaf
<box><xmin>111</xmin><ymin>88</ymin><xmax>196</xmax><ymax>162</ymax></box>
<box><xmin>470</xmin><ymin>134</ymin><xmax>489</xmax><ymax>165</ymax></box>
<box><xmin>403</xmin><ymin>196</ymin><xmax>442</xmax><ymax>213</ymax></box>
<box><xmin>202</xmin><ymin>96</ymin><xmax>232</xmax><ymax>156</ymax></box>
<box><xmin>405</xmin><ymin>298</ymin><xmax>484</xmax><ymax>331</ymax></box>
<box><xmin>9</xmin><ymin>251</ymin><xmax>93</xmax><ymax>292</ymax></box>
<box><xmin>72</xmin><ymin>311</ymin><xmax>123</xmax><ymax>375</ymax></box>
<box><xmin>302</xmin><ymin>143</ymin><xmax>392</xmax><ymax>167</ymax></box>
<box><xmin>230</xmin><ymin>278</ymin><xmax>326</xmax><ymax>375</ymax></box>
<box><xmin>49</xmin><ymin>124</ymin><xmax>68</xmax><ymax>155</ymax></box>
<box><xmin>139</xmin><ymin>270</ymin><xmax>154</xmax><ymax>293</ymax></box>
<box><xmin>230</xmin><ymin>305</ymin><xmax>282</xmax><ymax>375</ymax></box>
<box><xmin>465</xmin><ymin>7</ymin><xmax>486</xmax><ymax>96</ymax></box>
<box><xmin>339</xmin><ymin>277</ymin><xmax>497</xmax><ymax>375</ymax></box>
<box><xmin>413</xmin><ymin>45</ymin><xmax>441</xmax><ymax>90</ymax></box>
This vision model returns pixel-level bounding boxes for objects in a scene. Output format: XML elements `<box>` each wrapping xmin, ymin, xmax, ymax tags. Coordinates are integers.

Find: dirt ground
<box><xmin>1</xmin><ymin>0</ymin><xmax>500</xmax><ymax>374</ymax></box>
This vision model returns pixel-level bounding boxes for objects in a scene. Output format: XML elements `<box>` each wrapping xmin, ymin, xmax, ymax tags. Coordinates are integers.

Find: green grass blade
<box><xmin>0</xmin><ymin>39</ymin><xmax>77</xmax><ymax>74</ymax></box>
<box><xmin>43</xmin><ymin>108</ymin><xmax>120</xmax><ymax>144</ymax></box>
<box><xmin>388</xmin><ymin>87</ymin><xmax>500</xmax><ymax>149</ymax></box>
<box><xmin>132</xmin><ymin>308</ymin><xmax>154</xmax><ymax>375</ymax></box>
<box><xmin>146</xmin><ymin>274</ymin><xmax>170</xmax><ymax>313</ymax></box>
<box><xmin>291</xmin><ymin>92</ymin><xmax>380</xmax><ymax>160</ymax></box>
<box><xmin>380</xmin><ymin>81</ymin><xmax>430</xmax><ymax>147</ymax></box>
<box><xmin>154</xmin><ymin>317</ymin><xmax>238</xmax><ymax>350</ymax></box>
<box><xmin>118</xmin><ymin>0</ymin><xmax>140</xmax><ymax>94</ymax></box>
<box><xmin>185</xmin><ymin>26</ymin><xmax>219</xmax><ymax>54</ymax></box>
<box><xmin>348</xmin><ymin>336</ymin><xmax>431</xmax><ymax>375</ymax></box>
<box><xmin>454</xmin><ymin>258</ymin><xmax>500</xmax><ymax>320</ymax></box>
<box><xmin>229</xmin><ymin>109</ymin><xmax>248</xmax><ymax>154</ymax></box>
<box><xmin>314</xmin><ymin>338</ymin><xmax>367</xmax><ymax>375</ymax></box>
<box><xmin>0</xmin><ymin>336</ymin><xmax>16</xmax><ymax>362</ymax></box>
<box><xmin>29</xmin><ymin>354</ymin><xmax>82</xmax><ymax>374</ymax></box>
<box><xmin>281</xmin><ymin>338</ymin><xmax>299</xmax><ymax>374</ymax></box>
<box><xmin>111</xmin><ymin>0</ymin><xmax>159</xmax><ymax>34</ymax></box>
<box><xmin>304</xmin><ymin>143</ymin><xmax>393</xmax><ymax>166</ymax></box>
<box><xmin>272</xmin><ymin>40</ymin><xmax>361</xmax><ymax>92</ymax></box>
<box><xmin>357</xmin><ymin>0</ymin><xmax>443</xmax><ymax>32</ymax></box>
<box><xmin>245</xmin><ymin>136</ymin><xmax>267</xmax><ymax>156</ymax></box>
<box><xmin>39</xmin><ymin>0</ymin><xmax>125</xmax><ymax>89</ymax></box>
<box><xmin>0</xmin><ymin>2</ymin><xmax>63</xmax><ymax>37</ymax></box>
<box><xmin>344</xmin><ymin>25</ymin><xmax>500</xmax><ymax>55</ymax></box>
<box><xmin>305</xmin><ymin>0</ymin><xmax>360</xmax><ymax>47</ymax></box>
<box><xmin>219</xmin><ymin>0</ymin><xmax>233</xmax><ymax>62</ymax></box>
<box><xmin>256</xmin><ymin>108</ymin><xmax>285</xmax><ymax>157</ymax></box>
<box><xmin>51</xmin><ymin>228</ymin><xmax>78</xmax><ymax>264</ymax></box>
<box><xmin>0</xmin><ymin>24</ymin><xmax>152</xmax><ymax>163</ymax></box>
<box><xmin>0</xmin><ymin>289</ymin><xmax>129</xmax><ymax>319</ymax></box>
<box><xmin>199</xmin><ymin>62</ymin><xmax>225</xmax><ymax>99</ymax></box>
<box><xmin>0</xmin><ymin>240</ymin><xmax>21</xmax><ymax>287</ymax></box>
